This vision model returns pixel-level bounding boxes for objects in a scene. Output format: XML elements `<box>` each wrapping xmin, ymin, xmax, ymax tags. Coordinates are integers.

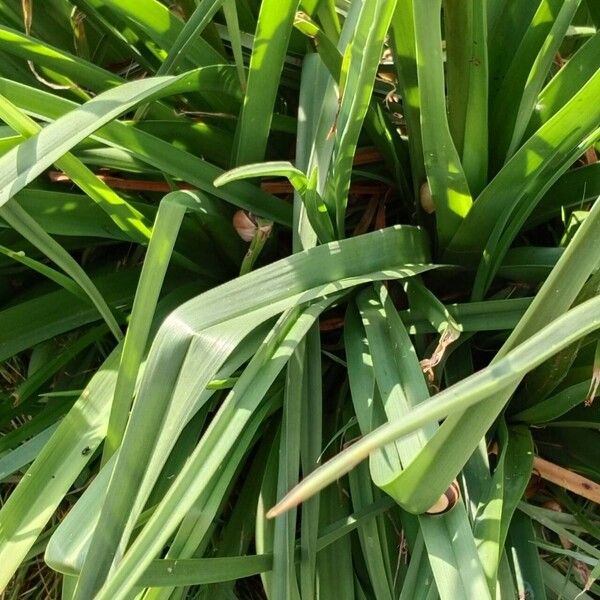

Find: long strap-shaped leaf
<box><xmin>390</xmin><ymin>0</ymin><xmax>424</xmax><ymax>198</ymax></box>
<box><xmin>139</xmin><ymin>390</ymin><xmax>282</xmax><ymax>600</ymax></box>
<box><xmin>270</xmin><ymin>293</ymin><xmax>600</xmax><ymax>516</ymax></box>
<box><xmin>0</xmin><ymin>70</ymin><xmax>231</xmax><ymax>209</ymax></box>
<box><xmin>0</xmin><ymin>202</ymin><xmax>122</xmax><ymax>340</ymax></box>
<box><xmin>504</xmin><ymin>0</ymin><xmax>582</xmax><ymax>159</ymax></box>
<box><xmin>268</xmin><ymin>55</ymin><xmax>324</xmax><ymax>600</ymax></box>
<box><xmin>79</xmin><ymin>301</ymin><xmax>335</xmax><ymax>600</ymax></box>
<box><xmin>0</xmin><ymin>242</ymin><xmax>87</xmax><ymax>302</ymax></box>
<box><xmin>413</xmin><ymin>0</ymin><xmax>472</xmax><ymax>248</ymax></box>
<box><xmin>156</xmin><ymin>0</ymin><xmax>225</xmax><ymax>76</ymax></box>
<box><xmin>0</xmin><ymin>189</ymin><xmax>215</xmax><ymax>588</ymax></box>
<box><xmin>0</xmin><ymin>24</ymin><xmax>122</xmax><ymax>90</ymax></box>
<box><xmin>45</xmin><ymin>329</ymin><xmax>268</xmax><ymax>577</ymax></box>
<box><xmin>471</xmin><ymin>126</ymin><xmax>599</xmax><ymax>299</ymax></box>
<box><xmin>66</xmin><ymin>0</ymin><xmax>155</xmax><ymax>70</ymax></box>
<box><xmin>0</xmin><ymin>89</ymin><xmax>159</xmax><ymax>339</ymax></box>
<box><xmin>0</xmin><ymin>19</ymin><xmax>176</xmax><ymax>125</ymax></box>
<box><xmin>526</xmin><ymin>31</ymin><xmax>600</xmax><ymax>135</ymax></box>
<box><xmin>490</xmin><ymin>0</ymin><xmax>581</xmax><ymax>167</ymax></box>
<box><xmin>352</xmin><ymin>286</ymin><xmax>490</xmax><ymax>599</ymax></box>
<box><xmin>444</xmin><ymin>0</ymin><xmax>488</xmax><ymax>195</ymax></box>
<box><xmin>272</xmin><ymin>197</ymin><xmax>600</xmax><ymax>516</ymax></box>
<box><xmin>0</xmin><ymin>346</ymin><xmax>123</xmax><ymax>592</ymax></box>
<box><xmin>234</xmin><ymin>0</ymin><xmax>299</xmax><ymax>165</ymax></box>
<box><xmin>375</xmin><ymin>197</ymin><xmax>600</xmax><ymax>513</ymax></box>
<box><xmin>86</xmin><ymin>0</ymin><xmax>223</xmax><ymax>67</ymax></box>
<box><xmin>0</xmin><ymin>75</ymin><xmax>290</xmax><ymax>225</ymax></box>
<box><xmin>102</xmin><ymin>191</ymin><xmax>203</xmax><ymax>462</ymax></box>
<box><xmin>446</xmin><ymin>68</ymin><xmax>600</xmax><ymax>263</ymax></box>
<box><xmin>326</xmin><ymin>0</ymin><xmax>398</xmax><ymax>235</ymax></box>
<box><xmin>65</xmin><ymin>497</ymin><xmax>394</xmax><ymax>587</ymax></box>
<box><xmin>133</xmin><ymin>0</ymin><xmax>228</xmax><ymax>120</ymax></box>
<box><xmin>43</xmin><ymin>227</ymin><xmax>429</xmax><ymax>598</ymax></box>
<box><xmin>472</xmin><ymin>423</ymin><xmax>533</xmax><ymax>593</ymax></box>
<box><xmin>0</xmin><ymin>94</ymin><xmax>152</xmax><ymax>242</ymax></box>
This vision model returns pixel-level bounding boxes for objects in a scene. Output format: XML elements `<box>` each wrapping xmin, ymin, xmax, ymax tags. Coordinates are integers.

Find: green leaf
<box><xmin>298</xmin><ymin>327</ymin><xmax>322</xmax><ymax>600</ymax></box>
<box><xmin>326</xmin><ymin>0</ymin><xmax>398</xmax><ymax>235</ymax></box>
<box><xmin>506</xmin><ymin>511</ymin><xmax>547</xmax><ymax>600</ymax></box>
<box><xmin>223</xmin><ymin>0</ymin><xmax>247</xmax><ymax>89</ymax></box>
<box><xmin>0</xmin><ymin>23</ymin><xmax>122</xmax><ymax>90</ymax></box>
<box><xmin>526</xmin><ymin>30</ymin><xmax>600</xmax><ymax>136</ymax></box>
<box><xmin>446</xmin><ymin>69</ymin><xmax>600</xmax><ymax>264</ymax></box>
<box><xmin>0</xmin><ymin>75</ymin><xmax>291</xmax><ymax>225</ymax></box>
<box><xmin>413</xmin><ymin>0</ymin><xmax>472</xmax><ymax>248</ymax></box>
<box><xmin>0</xmin><ymin>346</ymin><xmax>123</xmax><ymax>591</ymax></box>
<box><xmin>393</xmin><ymin>197</ymin><xmax>600</xmax><ymax>512</ymax></box>
<box><xmin>133</xmin><ymin>0</ymin><xmax>228</xmax><ymax>119</ymax></box>
<box><xmin>0</xmin><ymin>202</ymin><xmax>122</xmax><ymax>340</ymax></box>
<box><xmin>82</xmin><ymin>300</ymin><xmax>336</xmax><ymax>600</ymax></box>
<box><xmin>135</xmin><ymin>555</ymin><xmax>274</xmax><ymax>588</ymax></box>
<box><xmin>215</xmin><ymin>161</ymin><xmax>309</xmax><ymax>194</ymax></box>
<box><xmin>0</xmin><ymin>424</ymin><xmax>59</xmax><ymax>481</ymax></box>
<box><xmin>234</xmin><ymin>0</ymin><xmax>299</xmax><ymax>165</ymax></box>
<box><xmin>0</xmin><ymin>93</ymin><xmax>153</xmax><ymax>243</ymax></box>
<box><xmin>271</xmin><ymin>341</ymin><xmax>304</xmax><ymax>600</ymax></box>
<box><xmin>491</xmin><ymin>0</ymin><xmax>584</xmax><ymax>163</ymax></box>
<box><xmin>270</xmin><ymin>293</ymin><xmax>600</xmax><ymax>516</ymax></box>
<box><xmin>531</xmin><ymin>163</ymin><xmax>600</xmax><ymax>227</ymax></box>
<box><xmin>354</xmin><ymin>284</ymin><xmax>490</xmax><ymax>599</ymax></box>
<box><xmin>444</xmin><ymin>0</ymin><xmax>488</xmax><ymax>195</ymax></box>
<box><xmin>60</xmin><ymin>225</ymin><xmax>430</xmax><ymax>598</ymax></box>
<box><xmin>89</xmin><ymin>0</ymin><xmax>223</xmax><ymax>67</ymax></box>
<box><xmin>0</xmin><ymin>243</ymin><xmax>87</xmax><ymax>302</ymax></box>
<box><xmin>506</xmin><ymin>0</ymin><xmax>583</xmax><ymax>159</ymax></box>
<box><xmin>347</xmin><ymin>461</ymin><xmax>394</xmax><ymax>600</ymax></box>
<box><xmin>473</xmin><ymin>423</ymin><xmax>534</xmax><ymax>594</ymax></box>
<box><xmin>156</xmin><ymin>0</ymin><xmax>226</xmax><ymax>76</ymax></box>
<box><xmin>390</xmin><ymin>0</ymin><xmax>424</xmax><ymax>197</ymax></box>
<box><xmin>541</xmin><ymin>560</ymin><xmax>594</xmax><ymax>600</ymax></box>
<box><xmin>103</xmin><ymin>190</ymin><xmax>201</xmax><ymax>461</ymax></box>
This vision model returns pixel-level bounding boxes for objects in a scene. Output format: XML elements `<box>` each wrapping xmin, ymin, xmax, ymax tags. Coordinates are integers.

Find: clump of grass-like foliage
<box><xmin>0</xmin><ymin>1</ymin><xmax>600</xmax><ymax>598</ymax></box>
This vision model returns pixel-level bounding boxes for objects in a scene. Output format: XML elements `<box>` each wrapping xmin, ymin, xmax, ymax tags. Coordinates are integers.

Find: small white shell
<box><xmin>233</xmin><ymin>210</ymin><xmax>257</xmax><ymax>242</ymax></box>
<box><xmin>425</xmin><ymin>480</ymin><xmax>461</xmax><ymax>515</ymax></box>
<box><xmin>419</xmin><ymin>181</ymin><xmax>435</xmax><ymax>214</ymax></box>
